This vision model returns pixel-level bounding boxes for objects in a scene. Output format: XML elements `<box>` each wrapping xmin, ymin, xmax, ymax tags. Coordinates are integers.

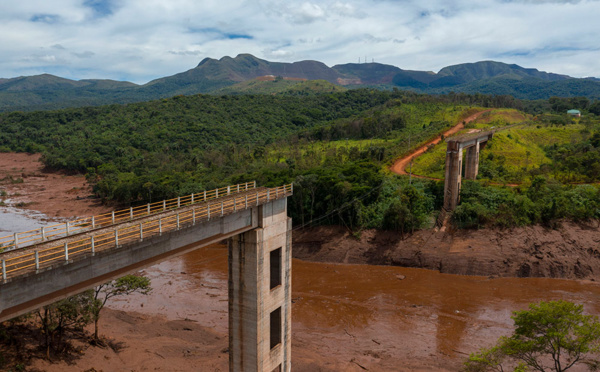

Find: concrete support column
<box><xmin>228</xmin><ymin>198</ymin><xmax>292</xmax><ymax>372</ymax></box>
<box><xmin>464</xmin><ymin>141</ymin><xmax>480</xmax><ymax>180</ymax></box>
<box><xmin>443</xmin><ymin>141</ymin><xmax>463</xmax><ymax>211</ymax></box>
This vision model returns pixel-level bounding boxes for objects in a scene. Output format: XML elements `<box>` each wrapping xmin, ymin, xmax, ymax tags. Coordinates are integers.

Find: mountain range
<box><xmin>2</xmin><ymin>53</ymin><xmax>600</xmax><ymax>112</ymax></box>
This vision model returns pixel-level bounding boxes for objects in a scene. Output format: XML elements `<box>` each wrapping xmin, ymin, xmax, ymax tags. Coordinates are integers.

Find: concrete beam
<box><xmin>0</xmin><ymin>208</ymin><xmax>257</xmax><ymax>322</ymax></box>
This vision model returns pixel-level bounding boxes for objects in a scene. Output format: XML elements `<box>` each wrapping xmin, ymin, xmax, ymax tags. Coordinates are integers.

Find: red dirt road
<box><xmin>390</xmin><ymin>110</ymin><xmax>491</xmax><ymax>176</ymax></box>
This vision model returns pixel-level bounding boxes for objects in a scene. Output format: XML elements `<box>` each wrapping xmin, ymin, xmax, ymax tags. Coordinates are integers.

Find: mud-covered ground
<box><xmin>293</xmin><ymin>223</ymin><xmax>600</xmax><ymax>281</ymax></box>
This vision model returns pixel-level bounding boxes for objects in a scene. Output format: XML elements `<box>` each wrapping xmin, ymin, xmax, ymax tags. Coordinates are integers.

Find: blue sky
<box><xmin>0</xmin><ymin>0</ymin><xmax>599</xmax><ymax>84</ymax></box>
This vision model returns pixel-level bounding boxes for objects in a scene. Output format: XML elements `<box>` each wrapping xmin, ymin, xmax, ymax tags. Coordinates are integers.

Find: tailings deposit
<box><xmin>104</xmin><ymin>243</ymin><xmax>600</xmax><ymax>371</ymax></box>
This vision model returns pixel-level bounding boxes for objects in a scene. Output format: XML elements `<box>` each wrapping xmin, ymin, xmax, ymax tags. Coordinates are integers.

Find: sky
<box><xmin>1</xmin><ymin>0</ymin><xmax>599</xmax><ymax>84</ymax></box>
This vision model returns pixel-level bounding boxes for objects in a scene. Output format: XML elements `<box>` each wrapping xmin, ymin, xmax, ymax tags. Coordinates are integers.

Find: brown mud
<box><xmin>26</xmin><ymin>245</ymin><xmax>600</xmax><ymax>372</ymax></box>
<box><xmin>0</xmin><ymin>153</ymin><xmax>110</xmax><ymax>218</ymax></box>
<box><xmin>294</xmin><ymin>224</ymin><xmax>600</xmax><ymax>281</ymax></box>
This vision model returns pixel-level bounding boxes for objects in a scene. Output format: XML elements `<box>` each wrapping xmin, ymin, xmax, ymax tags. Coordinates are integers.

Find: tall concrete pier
<box><xmin>443</xmin><ymin>131</ymin><xmax>493</xmax><ymax>211</ymax></box>
<box><xmin>229</xmin><ymin>198</ymin><xmax>292</xmax><ymax>372</ymax></box>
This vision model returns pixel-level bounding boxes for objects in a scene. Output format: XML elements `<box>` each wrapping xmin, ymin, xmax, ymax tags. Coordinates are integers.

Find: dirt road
<box><xmin>390</xmin><ymin>110</ymin><xmax>491</xmax><ymax>177</ymax></box>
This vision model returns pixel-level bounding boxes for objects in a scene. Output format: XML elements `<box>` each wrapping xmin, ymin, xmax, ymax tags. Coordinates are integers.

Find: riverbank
<box><xmin>294</xmin><ymin>223</ymin><xmax>600</xmax><ymax>281</ymax></box>
<box><xmin>0</xmin><ymin>153</ymin><xmax>110</xmax><ymax>218</ymax></box>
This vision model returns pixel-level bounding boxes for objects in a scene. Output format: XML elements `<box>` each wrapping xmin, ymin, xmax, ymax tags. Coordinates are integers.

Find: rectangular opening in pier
<box><xmin>270</xmin><ymin>247</ymin><xmax>282</xmax><ymax>290</ymax></box>
<box><xmin>270</xmin><ymin>307</ymin><xmax>281</xmax><ymax>350</ymax></box>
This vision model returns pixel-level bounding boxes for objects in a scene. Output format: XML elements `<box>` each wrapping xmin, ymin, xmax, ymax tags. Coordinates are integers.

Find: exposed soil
<box><xmin>293</xmin><ymin>223</ymin><xmax>600</xmax><ymax>281</ymax></box>
<box><xmin>0</xmin><ymin>153</ymin><xmax>110</xmax><ymax>218</ymax></box>
<box><xmin>390</xmin><ymin>109</ymin><xmax>491</xmax><ymax>178</ymax></box>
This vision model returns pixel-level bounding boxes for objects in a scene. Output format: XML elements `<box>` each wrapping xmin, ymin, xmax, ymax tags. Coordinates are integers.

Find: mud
<box><xmin>293</xmin><ymin>224</ymin><xmax>600</xmax><ymax>281</ymax></box>
<box><xmin>0</xmin><ymin>153</ymin><xmax>110</xmax><ymax>218</ymax></box>
<box><xmin>27</xmin><ymin>244</ymin><xmax>600</xmax><ymax>372</ymax></box>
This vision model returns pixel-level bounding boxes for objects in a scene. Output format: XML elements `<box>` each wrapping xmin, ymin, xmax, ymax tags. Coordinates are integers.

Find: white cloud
<box><xmin>0</xmin><ymin>0</ymin><xmax>599</xmax><ymax>83</ymax></box>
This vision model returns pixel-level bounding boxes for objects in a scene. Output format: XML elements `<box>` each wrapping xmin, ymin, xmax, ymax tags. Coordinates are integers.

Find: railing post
<box><xmin>245</xmin><ymin>182</ymin><xmax>248</xmax><ymax>191</ymax></box>
<box><xmin>204</xmin><ymin>190</ymin><xmax>207</xmax><ymax>201</ymax></box>
<box><xmin>163</xmin><ymin>200</ymin><xmax>166</xmax><ymax>211</ymax></box>
<box><xmin>64</xmin><ymin>242</ymin><xmax>69</xmax><ymax>261</ymax></box>
<box><xmin>130</xmin><ymin>207</ymin><xmax>134</xmax><ymax>220</ymax></box>
<box><xmin>245</xmin><ymin>195</ymin><xmax>248</xmax><ymax>209</ymax></box>
<box><xmin>66</xmin><ymin>222</ymin><xmax>70</xmax><ymax>236</ymax></box>
<box><xmin>13</xmin><ymin>233</ymin><xmax>18</xmax><ymax>249</ymax></box>
<box><xmin>237</xmin><ymin>184</ymin><xmax>240</xmax><ymax>192</ymax></box>
<box><xmin>253</xmin><ymin>180</ymin><xmax>256</xmax><ymax>188</ymax></box>
<box><xmin>234</xmin><ymin>197</ymin><xmax>237</xmax><ymax>212</ymax></box>
<box><xmin>140</xmin><ymin>223</ymin><xmax>143</xmax><ymax>241</ymax></box>
<box><xmin>177</xmin><ymin>197</ymin><xmax>181</xmax><ymax>208</ymax></box>
<box><xmin>267</xmin><ymin>189</ymin><xmax>270</xmax><ymax>202</ymax></box>
<box><xmin>1</xmin><ymin>260</ymin><xmax>6</xmax><ymax>281</ymax></box>
<box><xmin>276</xmin><ymin>187</ymin><xmax>279</xmax><ymax>198</ymax></box>
<box><xmin>147</xmin><ymin>203</ymin><xmax>151</xmax><ymax>215</ymax></box>
<box><xmin>291</xmin><ymin>183</ymin><xmax>294</xmax><ymax>194</ymax></box>
<box><xmin>115</xmin><ymin>230</ymin><xmax>119</xmax><ymax>247</ymax></box>
<box><xmin>256</xmin><ymin>192</ymin><xmax>259</xmax><ymax>206</ymax></box>
<box><xmin>91</xmin><ymin>236</ymin><xmax>95</xmax><ymax>255</ymax></box>
<box><xmin>207</xmin><ymin>205</ymin><xmax>211</xmax><ymax>220</ymax></box>
<box><xmin>227</xmin><ymin>186</ymin><xmax>230</xmax><ymax>195</ymax></box>
<box><xmin>216</xmin><ymin>189</ymin><xmax>218</xmax><ymax>198</ymax></box>
<box><xmin>191</xmin><ymin>193</ymin><xmax>194</xmax><ymax>204</ymax></box>
<box><xmin>159</xmin><ymin>217</ymin><xmax>162</xmax><ymax>235</ymax></box>
<box><xmin>192</xmin><ymin>208</ymin><xmax>196</xmax><ymax>225</ymax></box>
<box><xmin>177</xmin><ymin>213</ymin><xmax>180</xmax><ymax>229</ymax></box>
<box><xmin>35</xmin><ymin>251</ymin><xmax>39</xmax><ymax>271</ymax></box>
<box><xmin>91</xmin><ymin>216</ymin><xmax>95</xmax><ymax>229</ymax></box>
<box><xmin>112</xmin><ymin>211</ymin><xmax>115</xmax><ymax>224</ymax></box>
<box><xmin>221</xmin><ymin>201</ymin><xmax>224</xmax><ymax>216</ymax></box>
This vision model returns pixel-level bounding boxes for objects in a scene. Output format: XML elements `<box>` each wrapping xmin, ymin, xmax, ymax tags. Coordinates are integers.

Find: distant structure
<box><xmin>567</xmin><ymin>109</ymin><xmax>581</xmax><ymax>117</ymax></box>
<box><xmin>442</xmin><ymin>131</ymin><xmax>494</xmax><ymax>212</ymax></box>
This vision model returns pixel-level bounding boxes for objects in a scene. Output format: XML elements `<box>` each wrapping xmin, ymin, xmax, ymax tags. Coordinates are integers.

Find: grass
<box><xmin>411</xmin><ymin>120</ymin><xmax>584</xmax><ymax>182</ymax></box>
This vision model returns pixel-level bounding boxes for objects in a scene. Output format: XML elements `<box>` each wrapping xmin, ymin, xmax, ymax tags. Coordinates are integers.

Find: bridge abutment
<box><xmin>228</xmin><ymin>198</ymin><xmax>292</xmax><ymax>372</ymax></box>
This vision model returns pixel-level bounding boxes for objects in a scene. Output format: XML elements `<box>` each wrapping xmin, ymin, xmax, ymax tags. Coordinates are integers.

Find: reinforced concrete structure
<box><xmin>0</xmin><ymin>183</ymin><xmax>292</xmax><ymax>372</ymax></box>
<box><xmin>443</xmin><ymin>131</ymin><xmax>493</xmax><ymax>211</ymax></box>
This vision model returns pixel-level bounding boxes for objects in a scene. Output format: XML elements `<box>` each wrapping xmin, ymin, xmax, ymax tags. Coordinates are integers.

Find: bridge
<box><xmin>0</xmin><ymin>181</ymin><xmax>293</xmax><ymax>372</ymax></box>
<box><xmin>443</xmin><ymin>130</ymin><xmax>494</xmax><ymax>211</ymax></box>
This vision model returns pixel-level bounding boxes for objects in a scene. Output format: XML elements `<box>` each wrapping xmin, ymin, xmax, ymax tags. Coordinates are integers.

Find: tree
<box><xmin>465</xmin><ymin>300</ymin><xmax>600</xmax><ymax>372</ymax></box>
<box><xmin>88</xmin><ymin>275</ymin><xmax>151</xmax><ymax>342</ymax></box>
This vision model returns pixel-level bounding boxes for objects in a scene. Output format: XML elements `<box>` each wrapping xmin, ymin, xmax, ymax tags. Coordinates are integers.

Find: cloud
<box><xmin>0</xmin><ymin>0</ymin><xmax>599</xmax><ymax>83</ymax></box>
<box><xmin>30</xmin><ymin>14</ymin><xmax>61</xmax><ymax>24</ymax></box>
<box><xmin>73</xmin><ymin>51</ymin><xmax>95</xmax><ymax>58</ymax></box>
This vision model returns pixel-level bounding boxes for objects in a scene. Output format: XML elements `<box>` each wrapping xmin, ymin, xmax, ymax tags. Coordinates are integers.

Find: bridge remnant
<box><xmin>443</xmin><ymin>131</ymin><xmax>493</xmax><ymax>211</ymax></box>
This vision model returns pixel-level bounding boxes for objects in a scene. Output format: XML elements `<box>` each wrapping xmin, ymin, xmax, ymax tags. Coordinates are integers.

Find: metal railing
<box><xmin>1</xmin><ymin>183</ymin><xmax>293</xmax><ymax>282</ymax></box>
<box><xmin>0</xmin><ymin>182</ymin><xmax>257</xmax><ymax>252</ymax></box>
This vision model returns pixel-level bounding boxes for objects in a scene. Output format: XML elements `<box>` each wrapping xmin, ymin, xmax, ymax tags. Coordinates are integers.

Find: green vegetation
<box><xmin>2</xmin><ymin>87</ymin><xmax>600</xmax><ymax>231</ymax></box>
<box><xmin>0</xmin><ymin>275</ymin><xmax>150</xmax><ymax>368</ymax></box>
<box><xmin>464</xmin><ymin>300</ymin><xmax>600</xmax><ymax>372</ymax></box>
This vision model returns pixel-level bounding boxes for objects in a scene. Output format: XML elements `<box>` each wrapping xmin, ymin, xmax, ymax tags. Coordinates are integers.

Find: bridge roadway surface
<box><xmin>0</xmin><ymin>183</ymin><xmax>292</xmax><ymax>322</ymax></box>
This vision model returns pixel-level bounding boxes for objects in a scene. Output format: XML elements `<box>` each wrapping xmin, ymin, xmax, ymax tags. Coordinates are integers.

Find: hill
<box><xmin>2</xmin><ymin>54</ymin><xmax>600</xmax><ymax>112</ymax></box>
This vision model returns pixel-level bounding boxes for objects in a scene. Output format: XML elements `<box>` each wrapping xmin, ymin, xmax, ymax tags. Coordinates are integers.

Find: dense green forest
<box><xmin>1</xmin><ymin>89</ymin><xmax>600</xmax><ymax>231</ymax></box>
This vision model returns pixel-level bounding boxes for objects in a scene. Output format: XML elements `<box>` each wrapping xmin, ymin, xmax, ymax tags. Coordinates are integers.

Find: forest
<box><xmin>1</xmin><ymin>89</ymin><xmax>600</xmax><ymax>232</ymax></box>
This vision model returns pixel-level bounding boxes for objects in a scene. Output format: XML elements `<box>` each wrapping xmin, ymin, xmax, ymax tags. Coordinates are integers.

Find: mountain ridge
<box><xmin>1</xmin><ymin>53</ymin><xmax>599</xmax><ymax>112</ymax></box>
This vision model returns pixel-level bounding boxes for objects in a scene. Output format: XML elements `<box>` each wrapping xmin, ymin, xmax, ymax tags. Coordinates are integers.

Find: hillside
<box><xmin>2</xmin><ymin>54</ymin><xmax>600</xmax><ymax>112</ymax></box>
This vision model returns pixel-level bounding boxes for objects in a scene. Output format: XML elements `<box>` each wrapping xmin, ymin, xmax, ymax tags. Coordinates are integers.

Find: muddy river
<box><xmin>105</xmin><ymin>243</ymin><xmax>600</xmax><ymax>370</ymax></box>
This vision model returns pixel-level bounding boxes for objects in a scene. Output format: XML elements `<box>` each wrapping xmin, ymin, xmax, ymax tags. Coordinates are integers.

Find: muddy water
<box><xmin>108</xmin><ymin>243</ymin><xmax>600</xmax><ymax>367</ymax></box>
<box><xmin>0</xmin><ymin>205</ymin><xmax>55</xmax><ymax>235</ymax></box>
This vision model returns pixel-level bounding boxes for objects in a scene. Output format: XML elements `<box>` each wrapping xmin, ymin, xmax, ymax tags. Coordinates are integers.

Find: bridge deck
<box><xmin>1</xmin><ymin>183</ymin><xmax>292</xmax><ymax>283</ymax></box>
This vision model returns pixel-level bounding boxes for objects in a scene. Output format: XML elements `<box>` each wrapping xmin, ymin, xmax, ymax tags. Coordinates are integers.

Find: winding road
<box><xmin>390</xmin><ymin>109</ymin><xmax>491</xmax><ymax>177</ymax></box>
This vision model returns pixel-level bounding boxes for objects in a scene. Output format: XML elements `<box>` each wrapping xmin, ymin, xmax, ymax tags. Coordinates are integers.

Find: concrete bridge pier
<box><xmin>443</xmin><ymin>142</ymin><xmax>463</xmax><ymax>211</ymax></box>
<box><xmin>228</xmin><ymin>198</ymin><xmax>292</xmax><ymax>372</ymax></box>
<box><xmin>464</xmin><ymin>142</ymin><xmax>480</xmax><ymax>180</ymax></box>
